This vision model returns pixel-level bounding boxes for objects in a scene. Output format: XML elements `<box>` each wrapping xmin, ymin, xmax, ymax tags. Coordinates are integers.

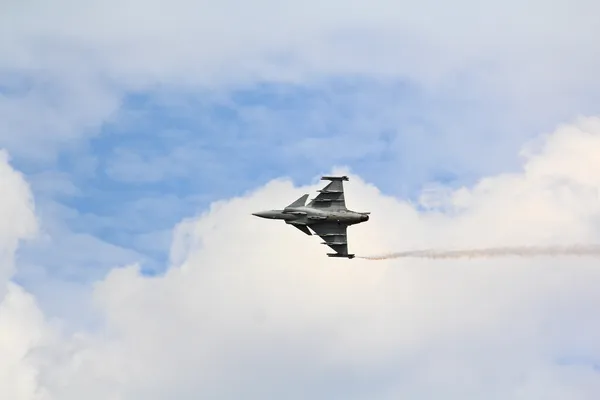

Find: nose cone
<box><xmin>252</xmin><ymin>210</ymin><xmax>277</xmax><ymax>219</ymax></box>
<box><xmin>361</xmin><ymin>214</ymin><xmax>369</xmax><ymax>221</ymax></box>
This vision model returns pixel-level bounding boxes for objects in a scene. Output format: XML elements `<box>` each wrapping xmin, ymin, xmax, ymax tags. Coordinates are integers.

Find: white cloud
<box><xmin>0</xmin><ymin>150</ymin><xmax>37</xmax><ymax>298</ymax></box>
<box><xmin>1</xmin><ymin>117</ymin><xmax>600</xmax><ymax>398</ymax></box>
<box><xmin>0</xmin><ymin>151</ymin><xmax>43</xmax><ymax>399</ymax></box>
<box><xmin>5</xmin><ymin>0</ymin><xmax>599</xmax><ymax>90</ymax></box>
<box><xmin>0</xmin><ymin>283</ymin><xmax>55</xmax><ymax>400</ymax></box>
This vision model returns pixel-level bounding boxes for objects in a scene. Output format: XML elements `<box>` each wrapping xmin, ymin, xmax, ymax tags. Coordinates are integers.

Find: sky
<box><xmin>1</xmin><ymin>0</ymin><xmax>600</xmax><ymax>398</ymax></box>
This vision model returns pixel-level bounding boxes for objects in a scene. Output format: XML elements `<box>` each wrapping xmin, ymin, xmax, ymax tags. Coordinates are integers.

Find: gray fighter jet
<box><xmin>252</xmin><ymin>175</ymin><xmax>370</xmax><ymax>259</ymax></box>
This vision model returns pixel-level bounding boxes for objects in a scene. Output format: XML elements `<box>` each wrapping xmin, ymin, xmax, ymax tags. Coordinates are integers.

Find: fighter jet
<box><xmin>252</xmin><ymin>175</ymin><xmax>370</xmax><ymax>259</ymax></box>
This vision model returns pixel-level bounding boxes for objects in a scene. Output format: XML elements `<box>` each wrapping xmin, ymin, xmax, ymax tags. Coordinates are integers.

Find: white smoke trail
<box><xmin>358</xmin><ymin>244</ymin><xmax>600</xmax><ymax>260</ymax></box>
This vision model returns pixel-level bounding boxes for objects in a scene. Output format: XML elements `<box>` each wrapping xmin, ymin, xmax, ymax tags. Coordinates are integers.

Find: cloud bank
<box><xmin>1</xmin><ymin>117</ymin><xmax>600</xmax><ymax>398</ymax></box>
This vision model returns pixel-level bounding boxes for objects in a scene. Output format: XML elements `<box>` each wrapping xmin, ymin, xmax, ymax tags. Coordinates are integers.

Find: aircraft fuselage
<box><xmin>252</xmin><ymin>206</ymin><xmax>369</xmax><ymax>226</ymax></box>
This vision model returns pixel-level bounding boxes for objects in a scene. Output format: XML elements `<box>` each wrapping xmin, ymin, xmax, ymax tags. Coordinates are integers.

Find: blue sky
<box><xmin>9</xmin><ymin>75</ymin><xmax>599</xmax><ymax>289</ymax></box>
<box><xmin>7</xmin><ymin>84</ymin><xmax>472</xmax><ymax>272</ymax></box>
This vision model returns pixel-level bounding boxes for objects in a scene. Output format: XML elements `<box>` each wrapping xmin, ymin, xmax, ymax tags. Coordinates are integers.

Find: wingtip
<box><xmin>327</xmin><ymin>253</ymin><xmax>355</xmax><ymax>259</ymax></box>
<box><xmin>321</xmin><ymin>175</ymin><xmax>349</xmax><ymax>181</ymax></box>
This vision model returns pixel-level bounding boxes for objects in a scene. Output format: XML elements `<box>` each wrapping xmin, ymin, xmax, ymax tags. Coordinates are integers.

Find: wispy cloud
<box><xmin>3</xmin><ymin>0</ymin><xmax>599</xmax><ymax>166</ymax></box>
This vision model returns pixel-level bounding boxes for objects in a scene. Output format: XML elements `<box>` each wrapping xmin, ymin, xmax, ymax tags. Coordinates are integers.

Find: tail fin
<box><xmin>285</xmin><ymin>194</ymin><xmax>309</xmax><ymax>209</ymax></box>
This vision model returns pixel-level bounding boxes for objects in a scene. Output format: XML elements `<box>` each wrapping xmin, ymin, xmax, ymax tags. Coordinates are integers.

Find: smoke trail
<box><xmin>358</xmin><ymin>244</ymin><xmax>600</xmax><ymax>260</ymax></box>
